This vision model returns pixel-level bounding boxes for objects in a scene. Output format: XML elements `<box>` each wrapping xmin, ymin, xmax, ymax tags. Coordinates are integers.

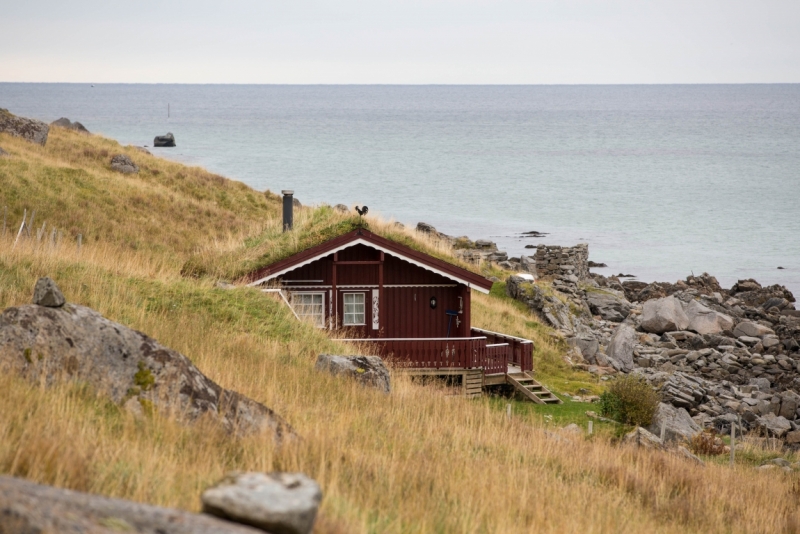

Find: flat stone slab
<box><xmin>202</xmin><ymin>472</ymin><xmax>322</xmax><ymax>534</ymax></box>
<box><xmin>0</xmin><ymin>475</ymin><xmax>264</xmax><ymax>534</ymax></box>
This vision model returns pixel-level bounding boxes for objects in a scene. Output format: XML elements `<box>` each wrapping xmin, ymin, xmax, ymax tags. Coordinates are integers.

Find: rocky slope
<box><xmin>508</xmin><ymin>271</ymin><xmax>800</xmax><ymax>445</ymax></box>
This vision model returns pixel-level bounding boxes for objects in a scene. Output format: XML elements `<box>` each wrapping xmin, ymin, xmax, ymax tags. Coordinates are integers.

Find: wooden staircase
<box><xmin>506</xmin><ymin>372</ymin><xmax>562</xmax><ymax>404</ymax></box>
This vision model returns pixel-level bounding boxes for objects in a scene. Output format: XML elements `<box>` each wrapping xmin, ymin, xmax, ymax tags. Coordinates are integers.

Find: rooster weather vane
<box><xmin>354</xmin><ymin>205</ymin><xmax>369</xmax><ymax>230</ymax></box>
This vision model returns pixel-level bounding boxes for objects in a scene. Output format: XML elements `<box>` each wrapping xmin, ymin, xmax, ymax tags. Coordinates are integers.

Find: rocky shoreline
<box><xmin>415</xmin><ymin>222</ymin><xmax>800</xmax><ymax>448</ymax></box>
<box><xmin>508</xmin><ymin>264</ymin><xmax>800</xmax><ymax>447</ymax></box>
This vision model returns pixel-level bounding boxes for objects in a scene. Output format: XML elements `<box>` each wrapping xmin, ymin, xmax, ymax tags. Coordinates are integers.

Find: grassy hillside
<box><xmin>1</xmin><ymin>127</ymin><xmax>799</xmax><ymax>533</ymax></box>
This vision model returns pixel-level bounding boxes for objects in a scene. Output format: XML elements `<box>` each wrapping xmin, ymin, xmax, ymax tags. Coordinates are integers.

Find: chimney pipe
<box><xmin>282</xmin><ymin>190</ymin><xmax>294</xmax><ymax>232</ymax></box>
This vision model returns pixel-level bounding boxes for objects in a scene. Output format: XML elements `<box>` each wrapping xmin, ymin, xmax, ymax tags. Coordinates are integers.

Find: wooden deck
<box><xmin>337</xmin><ymin>329</ymin><xmax>559</xmax><ymax>402</ymax></box>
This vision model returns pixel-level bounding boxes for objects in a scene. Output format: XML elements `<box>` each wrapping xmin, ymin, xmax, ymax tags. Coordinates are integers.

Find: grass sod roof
<box><xmin>182</xmin><ymin>205</ymin><xmax>491</xmax><ymax>283</ymax></box>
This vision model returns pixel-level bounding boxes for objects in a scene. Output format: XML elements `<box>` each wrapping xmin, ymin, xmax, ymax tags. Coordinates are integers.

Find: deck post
<box><xmin>331</xmin><ymin>253</ymin><xmax>338</xmax><ymax>328</ymax></box>
<box><xmin>379</xmin><ymin>251</ymin><xmax>384</xmax><ymax>337</ymax></box>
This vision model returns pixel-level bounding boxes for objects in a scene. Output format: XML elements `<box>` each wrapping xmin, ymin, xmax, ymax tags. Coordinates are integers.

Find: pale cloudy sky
<box><xmin>2</xmin><ymin>0</ymin><xmax>799</xmax><ymax>84</ymax></box>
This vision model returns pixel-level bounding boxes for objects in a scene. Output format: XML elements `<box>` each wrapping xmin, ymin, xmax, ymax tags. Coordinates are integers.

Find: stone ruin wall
<box><xmin>533</xmin><ymin>244</ymin><xmax>589</xmax><ymax>280</ymax></box>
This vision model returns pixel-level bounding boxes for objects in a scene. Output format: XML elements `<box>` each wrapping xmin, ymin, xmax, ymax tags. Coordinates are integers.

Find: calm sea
<box><xmin>2</xmin><ymin>84</ymin><xmax>799</xmax><ymax>296</ymax></box>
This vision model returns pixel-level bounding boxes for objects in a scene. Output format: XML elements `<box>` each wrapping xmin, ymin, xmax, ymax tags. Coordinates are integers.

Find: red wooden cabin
<box><xmin>247</xmin><ymin>228</ymin><xmax>557</xmax><ymax>401</ymax></box>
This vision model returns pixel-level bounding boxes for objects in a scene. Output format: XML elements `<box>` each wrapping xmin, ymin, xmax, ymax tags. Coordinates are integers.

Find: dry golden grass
<box><xmin>1</xmin><ymin>128</ymin><xmax>799</xmax><ymax>533</ymax></box>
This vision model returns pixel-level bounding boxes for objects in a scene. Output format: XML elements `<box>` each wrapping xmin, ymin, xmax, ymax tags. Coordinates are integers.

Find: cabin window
<box><xmin>343</xmin><ymin>293</ymin><xmax>366</xmax><ymax>325</ymax></box>
<box><xmin>290</xmin><ymin>292</ymin><xmax>325</xmax><ymax>327</ymax></box>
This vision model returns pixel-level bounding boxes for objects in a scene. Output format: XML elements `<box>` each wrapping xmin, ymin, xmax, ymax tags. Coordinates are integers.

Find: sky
<box><xmin>2</xmin><ymin>0</ymin><xmax>799</xmax><ymax>84</ymax></box>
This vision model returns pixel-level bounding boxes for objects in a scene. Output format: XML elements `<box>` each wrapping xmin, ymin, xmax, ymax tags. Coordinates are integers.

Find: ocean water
<box><xmin>1</xmin><ymin>84</ymin><xmax>799</xmax><ymax>296</ymax></box>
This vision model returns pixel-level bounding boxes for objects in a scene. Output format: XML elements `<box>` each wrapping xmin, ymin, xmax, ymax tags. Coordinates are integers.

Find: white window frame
<box><xmin>290</xmin><ymin>292</ymin><xmax>326</xmax><ymax>328</ymax></box>
<box><xmin>342</xmin><ymin>292</ymin><xmax>366</xmax><ymax>326</ymax></box>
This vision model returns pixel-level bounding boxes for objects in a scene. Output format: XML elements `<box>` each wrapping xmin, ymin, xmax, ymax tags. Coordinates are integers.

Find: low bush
<box><xmin>690</xmin><ymin>429</ymin><xmax>726</xmax><ymax>456</ymax></box>
<box><xmin>599</xmin><ymin>375</ymin><xmax>660</xmax><ymax>427</ymax></box>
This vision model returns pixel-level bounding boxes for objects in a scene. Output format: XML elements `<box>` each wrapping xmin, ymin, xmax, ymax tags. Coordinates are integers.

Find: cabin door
<box><xmin>337</xmin><ymin>290</ymin><xmax>371</xmax><ymax>338</ymax></box>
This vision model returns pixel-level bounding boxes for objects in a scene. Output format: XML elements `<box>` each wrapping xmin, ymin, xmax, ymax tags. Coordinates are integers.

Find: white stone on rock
<box><xmin>32</xmin><ymin>277</ymin><xmax>66</xmax><ymax>307</ymax></box>
<box><xmin>202</xmin><ymin>472</ymin><xmax>322</xmax><ymax>534</ymax></box>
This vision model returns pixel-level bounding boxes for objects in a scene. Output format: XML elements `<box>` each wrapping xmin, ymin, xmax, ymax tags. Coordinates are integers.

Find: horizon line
<box><xmin>2</xmin><ymin>81</ymin><xmax>800</xmax><ymax>86</ymax></box>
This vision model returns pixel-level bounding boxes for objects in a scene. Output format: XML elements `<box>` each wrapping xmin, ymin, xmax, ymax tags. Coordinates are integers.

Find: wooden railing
<box><xmin>471</xmin><ymin>328</ymin><xmax>534</xmax><ymax>372</ymax></box>
<box><xmin>485</xmin><ymin>343</ymin><xmax>510</xmax><ymax>375</ymax></box>
<box><xmin>338</xmin><ymin>337</ymin><xmax>488</xmax><ymax>369</ymax></box>
<box><xmin>337</xmin><ymin>330</ymin><xmax>533</xmax><ymax>373</ymax></box>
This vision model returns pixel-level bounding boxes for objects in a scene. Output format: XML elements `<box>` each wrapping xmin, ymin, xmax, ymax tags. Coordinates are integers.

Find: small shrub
<box><xmin>690</xmin><ymin>429</ymin><xmax>726</xmax><ymax>456</ymax></box>
<box><xmin>599</xmin><ymin>375</ymin><xmax>660</xmax><ymax>427</ymax></box>
<box><xmin>133</xmin><ymin>361</ymin><xmax>155</xmax><ymax>391</ymax></box>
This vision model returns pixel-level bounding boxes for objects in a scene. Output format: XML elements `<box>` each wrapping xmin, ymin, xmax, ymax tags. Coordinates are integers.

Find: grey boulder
<box><xmin>32</xmin><ymin>277</ymin><xmax>66</xmax><ymax>307</ymax></box>
<box><xmin>0</xmin><ymin>146</ymin><xmax>8</xmax><ymax>157</ymax></box>
<box><xmin>755</xmin><ymin>413</ymin><xmax>792</xmax><ymax>438</ymax></box>
<box><xmin>585</xmin><ymin>290</ymin><xmax>632</xmax><ymax>322</ymax></box>
<box><xmin>0</xmin><ymin>108</ymin><xmax>49</xmax><ymax>145</ymax></box>
<box><xmin>647</xmin><ymin>402</ymin><xmax>701</xmax><ymax>443</ymax></box>
<box><xmin>605</xmin><ymin>323</ymin><xmax>637</xmax><ymax>372</ymax></box>
<box><xmin>315</xmin><ymin>354</ymin><xmax>390</xmax><ymax>393</ymax></box>
<box><xmin>684</xmin><ymin>299</ymin><xmax>733</xmax><ymax>335</ymax></box>
<box><xmin>202</xmin><ymin>472</ymin><xmax>322</xmax><ymax>534</ymax></box>
<box><xmin>733</xmin><ymin>321</ymin><xmax>775</xmax><ymax>338</ymax></box>
<box><xmin>51</xmin><ymin>117</ymin><xmax>90</xmax><ymax>133</ymax></box>
<box><xmin>110</xmin><ymin>154</ymin><xmax>139</xmax><ymax>174</ymax></box>
<box><xmin>0</xmin><ymin>280</ymin><xmax>296</xmax><ymax>441</ymax></box>
<box><xmin>641</xmin><ymin>295</ymin><xmax>690</xmax><ymax>334</ymax></box>
<box><xmin>622</xmin><ymin>426</ymin><xmax>664</xmax><ymax>449</ymax></box>
<box><xmin>154</xmin><ymin>132</ymin><xmax>176</xmax><ymax>147</ymax></box>
<box><xmin>0</xmin><ymin>475</ymin><xmax>264</xmax><ymax>534</ymax></box>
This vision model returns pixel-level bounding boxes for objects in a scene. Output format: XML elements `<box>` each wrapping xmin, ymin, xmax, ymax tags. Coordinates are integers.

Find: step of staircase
<box><xmin>506</xmin><ymin>373</ymin><xmax>562</xmax><ymax>405</ymax></box>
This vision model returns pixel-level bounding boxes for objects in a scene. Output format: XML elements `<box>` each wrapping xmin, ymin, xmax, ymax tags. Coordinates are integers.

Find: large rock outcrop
<box><xmin>0</xmin><ymin>475</ymin><xmax>264</xmax><ymax>534</ymax></box>
<box><xmin>641</xmin><ymin>295</ymin><xmax>690</xmax><ymax>334</ymax></box>
<box><xmin>0</xmin><ymin>278</ymin><xmax>295</xmax><ymax>441</ymax></box>
<box><xmin>0</xmin><ymin>109</ymin><xmax>49</xmax><ymax>146</ymax></box>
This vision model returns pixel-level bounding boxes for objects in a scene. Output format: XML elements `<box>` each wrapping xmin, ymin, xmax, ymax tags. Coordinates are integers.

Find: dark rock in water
<box><xmin>521</xmin><ymin>230</ymin><xmax>548</xmax><ymax>237</ymax></box>
<box><xmin>32</xmin><ymin>277</ymin><xmax>65</xmax><ymax>308</ymax></box>
<box><xmin>778</xmin><ymin>266</ymin><xmax>785</xmax><ymax>270</ymax></box>
<box><xmin>524</xmin><ymin>244</ymin><xmax>535</xmax><ymax>249</ymax></box>
<box><xmin>588</xmin><ymin>261</ymin><xmax>607</xmax><ymax>268</ymax></box>
<box><xmin>0</xmin><ymin>279</ymin><xmax>296</xmax><ymax>441</ymax></box>
<box><xmin>315</xmin><ymin>354</ymin><xmax>390</xmax><ymax>393</ymax></box>
<box><xmin>202</xmin><ymin>472</ymin><xmax>322</xmax><ymax>534</ymax></box>
<box><xmin>110</xmin><ymin>154</ymin><xmax>139</xmax><ymax>174</ymax></box>
<box><xmin>154</xmin><ymin>132</ymin><xmax>176</xmax><ymax>147</ymax></box>
<box><xmin>0</xmin><ymin>108</ymin><xmax>49</xmax><ymax>145</ymax></box>
<box><xmin>51</xmin><ymin>117</ymin><xmax>90</xmax><ymax>133</ymax></box>
<box><xmin>616</xmin><ymin>273</ymin><xmax>635</xmax><ymax>278</ymax></box>
<box><xmin>0</xmin><ymin>475</ymin><xmax>266</xmax><ymax>534</ymax></box>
